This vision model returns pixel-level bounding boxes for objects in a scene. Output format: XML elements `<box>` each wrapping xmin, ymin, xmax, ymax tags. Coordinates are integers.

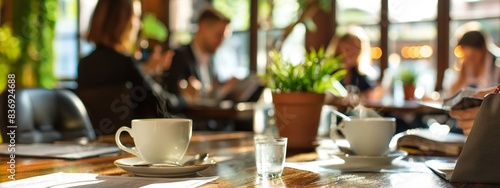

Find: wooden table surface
<box><xmin>0</xmin><ymin>132</ymin><xmax>493</xmax><ymax>187</ymax></box>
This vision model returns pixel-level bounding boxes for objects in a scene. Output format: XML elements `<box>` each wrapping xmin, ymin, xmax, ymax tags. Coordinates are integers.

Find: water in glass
<box><xmin>255</xmin><ymin>137</ymin><xmax>287</xmax><ymax>179</ymax></box>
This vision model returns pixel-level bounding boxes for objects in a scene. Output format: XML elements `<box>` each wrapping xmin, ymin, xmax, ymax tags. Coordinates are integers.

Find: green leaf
<box><xmin>260</xmin><ymin>48</ymin><xmax>346</xmax><ymax>96</ymax></box>
<box><xmin>142</xmin><ymin>13</ymin><xmax>168</xmax><ymax>42</ymax></box>
<box><xmin>398</xmin><ymin>69</ymin><xmax>418</xmax><ymax>85</ymax></box>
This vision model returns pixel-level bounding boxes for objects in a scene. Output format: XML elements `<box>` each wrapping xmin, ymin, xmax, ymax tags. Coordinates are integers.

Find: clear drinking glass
<box><xmin>254</xmin><ymin>137</ymin><xmax>288</xmax><ymax>179</ymax></box>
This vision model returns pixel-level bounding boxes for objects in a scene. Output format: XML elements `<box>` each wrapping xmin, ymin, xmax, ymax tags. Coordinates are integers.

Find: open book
<box><xmin>396</xmin><ymin>129</ymin><xmax>467</xmax><ymax>156</ymax></box>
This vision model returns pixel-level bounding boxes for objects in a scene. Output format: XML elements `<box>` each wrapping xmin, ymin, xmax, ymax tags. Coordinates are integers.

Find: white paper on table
<box><xmin>285</xmin><ymin>158</ymin><xmax>344</xmax><ymax>173</ymax></box>
<box><xmin>0</xmin><ymin>172</ymin><xmax>218</xmax><ymax>188</ymax></box>
<box><xmin>285</xmin><ymin>158</ymin><xmax>431</xmax><ymax>173</ymax></box>
<box><xmin>0</xmin><ymin>143</ymin><xmax>120</xmax><ymax>159</ymax></box>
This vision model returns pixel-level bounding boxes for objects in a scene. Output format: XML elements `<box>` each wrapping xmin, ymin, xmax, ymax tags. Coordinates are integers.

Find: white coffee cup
<box><xmin>335</xmin><ymin>117</ymin><xmax>395</xmax><ymax>156</ymax></box>
<box><xmin>115</xmin><ymin>118</ymin><xmax>192</xmax><ymax>164</ymax></box>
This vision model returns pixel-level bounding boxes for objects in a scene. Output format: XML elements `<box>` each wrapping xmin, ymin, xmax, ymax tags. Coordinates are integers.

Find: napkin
<box><xmin>450</xmin><ymin>93</ymin><xmax>500</xmax><ymax>183</ymax></box>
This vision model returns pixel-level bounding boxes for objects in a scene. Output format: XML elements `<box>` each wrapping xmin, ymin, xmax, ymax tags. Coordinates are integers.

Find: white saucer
<box><xmin>114</xmin><ymin>156</ymin><xmax>216</xmax><ymax>177</ymax></box>
<box><xmin>332</xmin><ymin>150</ymin><xmax>408</xmax><ymax>165</ymax></box>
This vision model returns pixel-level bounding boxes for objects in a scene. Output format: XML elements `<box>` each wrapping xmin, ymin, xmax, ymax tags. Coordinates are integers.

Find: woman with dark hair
<box><xmin>77</xmin><ymin>0</ymin><xmax>173</xmax><ymax>134</ymax></box>
<box><xmin>448</xmin><ymin>30</ymin><xmax>496</xmax><ymax>96</ymax></box>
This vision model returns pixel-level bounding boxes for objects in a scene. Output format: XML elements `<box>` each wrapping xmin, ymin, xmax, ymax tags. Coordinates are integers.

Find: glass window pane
<box><xmin>213</xmin><ymin>0</ymin><xmax>250</xmax><ymax>31</ymax></box>
<box><xmin>388</xmin><ymin>0</ymin><xmax>437</xmax><ymax>23</ymax></box>
<box><xmin>280</xmin><ymin>24</ymin><xmax>306</xmax><ymax>65</ymax></box>
<box><xmin>169</xmin><ymin>0</ymin><xmax>197</xmax><ymax>48</ymax></box>
<box><xmin>256</xmin><ymin>25</ymin><xmax>305</xmax><ymax>73</ymax></box>
<box><xmin>336</xmin><ymin>0</ymin><xmax>381</xmax><ymax>25</ymax></box>
<box><xmin>451</xmin><ymin>0</ymin><xmax>500</xmax><ymax>20</ymax></box>
<box><xmin>272</xmin><ymin>0</ymin><xmax>300</xmax><ymax>29</ymax></box>
<box><xmin>388</xmin><ymin>22</ymin><xmax>437</xmax><ymax>95</ymax></box>
<box><xmin>256</xmin><ymin>0</ymin><xmax>304</xmax><ymax>72</ymax></box>
<box><xmin>214</xmin><ymin>32</ymin><xmax>250</xmax><ymax>81</ymax></box>
<box><xmin>78</xmin><ymin>0</ymin><xmax>98</xmax><ymax>57</ymax></box>
<box><xmin>170</xmin><ymin>0</ymin><xmax>195</xmax><ymax>32</ymax></box>
<box><xmin>54</xmin><ymin>0</ymin><xmax>78</xmax><ymax>80</ymax></box>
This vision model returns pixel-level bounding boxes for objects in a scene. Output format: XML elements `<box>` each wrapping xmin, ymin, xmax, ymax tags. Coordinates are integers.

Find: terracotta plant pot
<box><xmin>272</xmin><ymin>92</ymin><xmax>325</xmax><ymax>149</ymax></box>
<box><xmin>403</xmin><ymin>85</ymin><xmax>415</xmax><ymax>100</ymax></box>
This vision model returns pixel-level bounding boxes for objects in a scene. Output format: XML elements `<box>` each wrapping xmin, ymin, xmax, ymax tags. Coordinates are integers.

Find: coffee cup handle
<box><xmin>115</xmin><ymin>126</ymin><xmax>140</xmax><ymax>157</ymax></box>
<box><xmin>329</xmin><ymin>109</ymin><xmax>346</xmax><ymax>141</ymax></box>
<box><xmin>330</xmin><ymin>121</ymin><xmax>345</xmax><ymax>141</ymax></box>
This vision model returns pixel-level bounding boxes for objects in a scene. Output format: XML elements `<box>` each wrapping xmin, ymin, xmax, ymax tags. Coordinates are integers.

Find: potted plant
<box><xmin>399</xmin><ymin>69</ymin><xmax>418</xmax><ymax>100</ymax></box>
<box><xmin>261</xmin><ymin>49</ymin><xmax>345</xmax><ymax>149</ymax></box>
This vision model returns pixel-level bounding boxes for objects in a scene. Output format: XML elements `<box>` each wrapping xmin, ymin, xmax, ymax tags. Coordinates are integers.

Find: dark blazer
<box><xmin>77</xmin><ymin>45</ymin><xmax>147</xmax><ymax>88</ymax></box>
<box><xmin>77</xmin><ymin>45</ymin><xmax>163</xmax><ymax>130</ymax></box>
<box><xmin>165</xmin><ymin>44</ymin><xmax>198</xmax><ymax>94</ymax></box>
<box><xmin>163</xmin><ymin>44</ymin><xmax>217</xmax><ymax>111</ymax></box>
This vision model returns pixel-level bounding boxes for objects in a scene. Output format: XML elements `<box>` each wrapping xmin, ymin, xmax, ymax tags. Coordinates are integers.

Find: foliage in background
<box><xmin>257</xmin><ymin>0</ymin><xmax>332</xmax><ymax>51</ymax></box>
<box><xmin>214</xmin><ymin>0</ymin><xmax>250</xmax><ymax>31</ymax></box>
<box><xmin>297</xmin><ymin>0</ymin><xmax>331</xmax><ymax>12</ymax></box>
<box><xmin>261</xmin><ymin>48</ymin><xmax>347</xmax><ymax>96</ymax></box>
<box><xmin>0</xmin><ymin>25</ymin><xmax>21</xmax><ymax>92</ymax></box>
<box><xmin>142</xmin><ymin>13</ymin><xmax>168</xmax><ymax>42</ymax></box>
<box><xmin>11</xmin><ymin>0</ymin><xmax>57</xmax><ymax>88</ymax></box>
<box><xmin>398</xmin><ymin>69</ymin><xmax>418</xmax><ymax>86</ymax></box>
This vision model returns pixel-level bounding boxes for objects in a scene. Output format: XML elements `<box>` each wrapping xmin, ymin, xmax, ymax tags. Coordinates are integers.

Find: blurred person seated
<box><xmin>76</xmin><ymin>0</ymin><xmax>173</xmax><ymax>134</ymax></box>
<box><xmin>447</xmin><ymin>23</ymin><xmax>500</xmax><ymax>135</ymax></box>
<box><xmin>324</xmin><ymin>26</ymin><xmax>378</xmax><ymax>108</ymax></box>
<box><xmin>164</xmin><ymin>7</ymin><xmax>238</xmax><ymax>111</ymax></box>
<box><xmin>444</xmin><ymin>28</ymin><xmax>499</xmax><ymax>97</ymax></box>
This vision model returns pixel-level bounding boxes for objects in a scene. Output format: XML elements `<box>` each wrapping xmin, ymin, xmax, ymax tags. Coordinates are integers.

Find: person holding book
<box><xmin>449</xmin><ymin>88</ymin><xmax>494</xmax><ymax>135</ymax></box>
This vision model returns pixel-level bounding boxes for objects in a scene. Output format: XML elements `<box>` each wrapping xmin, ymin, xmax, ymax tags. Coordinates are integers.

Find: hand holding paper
<box><xmin>449</xmin><ymin>87</ymin><xmax>495</xmax><ymax>135</ymax></box>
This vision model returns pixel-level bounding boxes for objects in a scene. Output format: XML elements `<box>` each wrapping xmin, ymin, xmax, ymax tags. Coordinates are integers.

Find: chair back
<box><xmin>0</xmin><ymin>88</ymin><xmax>96</xmax><ymax>143</ymax></box>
